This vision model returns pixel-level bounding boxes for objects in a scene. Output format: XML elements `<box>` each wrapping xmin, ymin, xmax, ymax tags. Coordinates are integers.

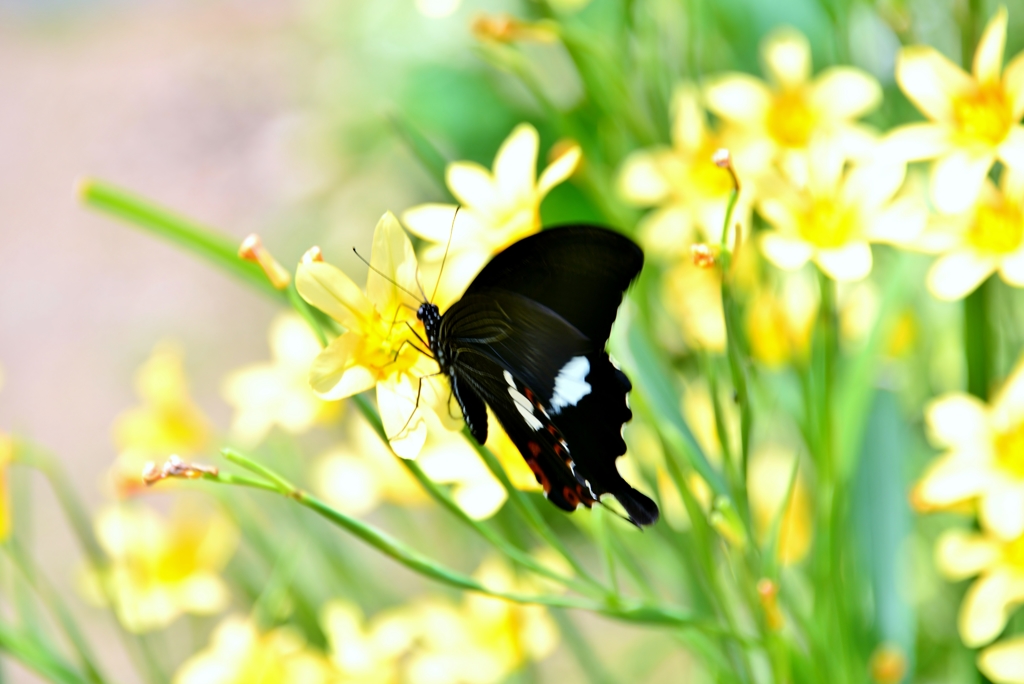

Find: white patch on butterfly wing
<box><xmin>550</xmin><ymin>356</ymin><xmax>591</xmax><ymax>414</ymax></box>
<box><xmin>504</xmin><ymin>371</ymin><xmax>543</xmax><ymax>431</ymax></box>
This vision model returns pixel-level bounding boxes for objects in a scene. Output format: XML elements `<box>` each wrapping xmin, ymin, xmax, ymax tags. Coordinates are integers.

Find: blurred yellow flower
<box><xmin>313</xmin><ymin>412</ymin><xmax>429</xmax><ymax>517</ymax></box>
<box><xmin>296</xmin><ymin>212</ymin><xmax>457</xmax><ymax>459</ymax></box>
<box><xmin>174</xmin><ymin>616</ymin><xmax>336</xmax><ymax>684</ymax></box>
<box><xmin>81</xmin><ymin>501</ymin><xmax>236</xmax><ymax>632</ymax></box>
<box><xmin>979</xmin><ymin>636</ymin><xmax>1024</xmax><ymax>683</ymax></box>
<box><xmin>936</xmin><ymin>525</ymin><xmax>1024</xmax><ymax>647</ymax></box>
<box><xmin>111</xmin><ymin>343</ymin><xmax>210</xmax><ymax>495</ymax></box>
<box><xmin>913</xmin><ymin>357</ymin><xmax>1024</xmax><ymax>539</ymax></box>
<box><xmin>917</xmin><ymin>167</ymin><xmax>1024</xmax><ymax>300</ymax></box>
<box><xmin>887</xmin><ymin>7</ymin><xmax>1024</xmax><ymax>213</ymax></box>
<box><xmin>662</xmin><ymin>259</ymin><xmax>726</xmax><ymax>352</ymax></box>
<box><xmin>617</xmin><ymin>85</ymin><xmax>754</xmax><ymax>254</ymax></box>
<box><xmin>758</xmin><ymin>143</ymin><xmax>926</xmax><ymax>281</ymax></box>
<box><xmin>407</xmin><ymin>557</ymin><xmax>559</xmax><ymax>683</ymax></box>
<box><xmin>745</xmin><ymin>273</ymin><xmax>817</xmax><ymax>367</ymax></box>
<box><xmin>322</xmin><ymin>601</ymin><xmax>417</xmax><ymax>683</ymax></box>
<box><xmin>705</xmin><ymin>27</ymin><xmax>881</xmax><ymax>181</ymax></box>
<box><xmin>222</xmin><ymin>313</ymin><xmax>333</xmax><ymax>446</ymax></box>
<box><xmin>748</xmin><ymin>446</ymin><xmax>813</xmax><ymax>565</ymax></box>
<box><xmin>402</xmin><ymin>123</ymin><xmax>581</xmax><ymax>307</ymax></box>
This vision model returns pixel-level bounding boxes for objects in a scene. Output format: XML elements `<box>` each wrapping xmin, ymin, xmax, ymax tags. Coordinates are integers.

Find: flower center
<box><xmin>953</xmin><ymin>86</ymin><xmax>1013</xmax><ymax>146</ymax></box>
<box><xmin>1005</xmin><ymin>535</ymin><xmax>1024</xmax><ymax>569</ymax></box>
<box><xmin>362</xmin><ymin>313</ymin><xmax>423</xmax><ymax>378</ymax></box>
<box><xmin>970</xmin><ymin>202</ymin><xmax>1024</xmax><ymax>254</ymax></box>
<box><xmin>687</xmin><ymin>143</ymin><xmax>735</xmax><ymax>198</ymax></box>
<box><xmin>766</xmin><ymin>90</ymin><xmax>817</xmax><ymax>148</ymax></box>
<box><xmin>800</xmin><ymin>199</ymin><xmax>856</xmax><ymax>249</ymax></box>
<box><xmin>995</xmin><ymin>422</ymin><xmax>1024</xmax><ymax>479</ymax></box>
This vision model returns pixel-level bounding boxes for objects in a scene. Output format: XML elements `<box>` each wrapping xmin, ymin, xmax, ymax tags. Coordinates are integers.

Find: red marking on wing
<box><xmin>563</xmin><ymin>486</ymin><xmax>580</xmax><ymax>507</ymax></box>
<box><xmin>527</xmin><ymin>441</ymin><xmax>542</xmax><ymax>457</ymax></box>
<box><xmin>525</xmin><ymin>456</ymin><xmax>551</xmax><ymax>493</ymax></box>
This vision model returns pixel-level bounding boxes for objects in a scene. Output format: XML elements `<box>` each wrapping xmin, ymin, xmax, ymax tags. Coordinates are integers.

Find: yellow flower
<box><xmin>174</xmin><ymin>616</ymin><xmax>336</xmax><ymax>684</ymax></box>
<box><xmin>979</xmin><ymin>636</ymin><xmax>1024</xmax><ymax>683</ymax></box>
<box><xmin>222</xmin><ymin>313</ymin><xmax>333</xmax><ymax>446</ymax></box>
<box><xmin>758</xmin><ymin>142</ymin><xmax>926</xmax><ymax>281</ymax></box>
<box><xmin>913</xmin><ymin>357</ymin><xmax>1024</xmax><ymax>539</ymax></box>
<box><xmin>917</xmin><ymin>166</ymin><xmax>1024</xmax><ymax>300</ymax></box>
<box><xmin>617</xmin><ymin>85</ymin><xmax>754</xmax><ymax>254</ymax></box>
<box><xmin>0</xmin><ymin>433</ymin><xmax>11</xmax><ymax>541</ymax></box>
<box><xmin>314</xmin><ymin>411</ymin><xmax>429</xmax><ymax>516</ymax></box>
<box><xmin>936</xmin><ymin>525</ymin><xmax>1024</xmax><ymax>647</ymax></box>
<box><xmin>111</xmin><ymin>343</ymin><xmax>210</xmax><ymax>495</ymax></box>
<box><xmin>296</xmin><ymin>212</ymin><xmax>456</xmax><ymax>459</ymax></box>
<box><xmin>705</xmin><ymin>27</ymin><xmax>881</xmax><ymax>180</ymax></box>
<box><xmin>887</xmin><ymin>7</ymin><xmax>1024</xmax><ymax>213</ymax></box>
<box><xmin>662</xmin><ymin>259</ymin><xmax>726</xmax><ymax>352</ymax></box>
<box><xmin>748</xmin><ymin>446</ymin><xmax>813</xmax><ymax>565</ymax></box>
<box><xmin>81</xmin><ymin>501</ymin><xmax>237</xmax><ymax>632</ymax></box>
<box><xmin>407</xmin><ymin>557</ymin><xmax>559</xmax><ymax>683</ymax></box>
<box><xmin>745</xmin><ymin>273</ymin><xmax>817</xmax><ymax>367</ymax></box>
<box><xmin>322</xmin><ymin>601</ymin><xmax>417</xmax><ymax>683</ymax></box>
<box><xmin>402</xmin><ymin>123</ymin><xmax>581</xmax><ymax>307</ymax></box>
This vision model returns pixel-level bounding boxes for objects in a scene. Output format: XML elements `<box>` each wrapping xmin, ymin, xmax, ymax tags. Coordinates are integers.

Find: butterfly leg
<box><xmin>388</xmin><ymin>370</ymin><xmax>445</xmax><ymax>442</ymax></box>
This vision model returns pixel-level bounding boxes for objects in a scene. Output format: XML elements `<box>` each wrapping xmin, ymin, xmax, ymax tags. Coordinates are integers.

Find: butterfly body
<box><xmin>417</xmin><ymin>225</ymin><xmax>658</xmax><ymax>527</ymax></box>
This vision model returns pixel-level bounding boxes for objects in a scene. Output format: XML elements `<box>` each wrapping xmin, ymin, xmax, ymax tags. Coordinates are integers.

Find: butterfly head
<box><xmin>416</xmin><ymin>302</ymin><xmax>441</xmax><ymax>348</ymax></box>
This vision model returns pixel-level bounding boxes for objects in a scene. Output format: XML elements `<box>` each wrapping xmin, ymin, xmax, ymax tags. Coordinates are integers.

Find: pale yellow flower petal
<box><xmin>868</xmin><ymin>197</ymin><xmax>928</xmax><ymax>245</ymax></box>
<box><xmin>378</xmin><ymin>374</ymin><xmax>428</xmax><ymax>459</ymax></box>
<box><xmin>974</xmin><ymin>7</ymin><xmax>1008</xmax><ymax>85</ymax></box>
<box><xmin>177</xmin><ymin>574</ymin><xmax>230</xmax><ymax>614</ymax></box>
<box><xmin>935</xmin><ymin>529</ymin><xmax>1003</xmax><ymax>580</ymax></box>
<box><xmin>991</xmin><ymin>357</ymin><xmax>1024</xmax><ymax>431</ymax></box>
<box><xmin>896</xmin><ymin>46</ymin><xmax>974</xmax><ymax>123</ymax></box>
<box><xmin>843</xmin><ymin>158</ymin><xmax>906</xmax><ymax>210</ymax></box>
<box><xmin>671</xmin><ymin>85</ymin><xmax>706</xmax><ymax>151</ymax></box>
<box><xmin>811</xmin><ymin>67</ymin><xmax>882</xmax><ymax>120</ymax></box>
<box><xmin>997</xmin><ymin>127</ymin><xmax>1024</xmax><ymax>169</ymax></box>
<box><xmin>447</xmin><ymin>161</ymin><xmax>499</xmax><ymax>214</ymax></box>
<box><xmin>309</xmin><ymin>333</ymin><xmax>375</xmax><ymax>401</ymax></box>
<box><xmin>705</xmin><ymin>75</ymin><xmax>773</xmax><ymax>125</ymax></box>
<box><xmin>367</xmin><ymin>211</ymin><xmax>422</xmax><ymax>317</ymax></box>
<box><xmin>815</xmin><ymin>242</ymin><xmax>872</xmax><ymax>282</ymax></box>
<box><xmin>931</xmin><ymin>149</ymin><xmax>995</xmax><ymax>213</ymax></box>
<box><xmin>980</xmin><ymin>636</ymin><xmax>1024</xmax><ymax>683</ymax></box>
<box><xmin>760</xmin><ymin>233</ymin><xmax>813</xmax><ymax>270</ymax></box>
<box><xmin>980</xmin><ymin>484</ymin><xmax>1024</xmax><ymax>540</ymax></box>
<box><xmin>314</xmin><ymin>454</ymin><xmax>382</xmax><ymax>516</ymax></box>
<box><xmin>927</xmin><ymin>250</ymin><xmax>998</xmax><ymax>300</ymax></box>
<box><xmin>960</xmin><ymin>570</ymin><xmax>1024</xmax><ymax>647</ymax></box>
<box><xmin>762</xmin><ymin>28</ymin><xmax>811</xmax><ymax>89</ymax></box>
<box><xmin>537</xmin><ymin>143</ymin><xmax>581</xmax><ymax>197</ymax></box>
<box><xmin>1000</xmin><ymin>248</ymin><xmax>1024</xmax><ymax>286</ymax></box>
<box><xmin>617</xmin><ymin>149</ymin><xmax>672</xmax><ymax>205</ymax></box>
<box><xmin>453</xmin><ymin>478</ymin><xmax>507</xmax><ymax>520</ymax></box>
<box><xmin>422</xmin><ymin>248</ymin><xmax>491</xmax><ymax>310</ymax></box>
<box><xmin>493</xmin><ymin>123</ymin><xmax>539</xmax><ymax>204</ymax></box>
<box><xmin>297</xmin><ymin>261</ymin><xmax>374</xmax><ymax>331</ymax></box>
<box><xmin>1004</xmin><ymin>52</ymin><xmax>1024</xmax><ymax>120</ymax></box>
<box><xmin>758</xmin><ymin>197</ymin><xmax>801</xmax><ymax>235</ymax></box>
<box><xmin>402</xmin><ymin>203</ymin><xmax>461</xmax><ymax>243</ymax></box>
<box><xmin>638</xmin><ymin>206</ymin><xmax>697</xmax><ymax>256</ymax></box>
<box><xmin>880</xmin><ymin>123</ymin><xmax>954</xmax><ymax>162</ymax></box>
<box><xmin>926</xmin><ymin>393</ymin><xmax>992</xmax><ymax>449</ymax></box>
<box><xmin>914</xmin><ymin>452</ymin><xmax>994</xmax><ymax>507</ymax></box>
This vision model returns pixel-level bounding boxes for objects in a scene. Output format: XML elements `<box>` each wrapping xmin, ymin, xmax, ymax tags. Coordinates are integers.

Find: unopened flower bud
<box><xmin>143</xmin><ymin>454</ymin><xmax>218</xmax><ymax>486</ymax></box>
<box><xmin>869</xmin><ymin>644</ymin><xmax>907</xmax><ymax>684</ymax></box>
<box><xmin>301</xmin><ymin>246</ymin><xmax>324</xmax><ymax>265</ymax></box>
<box><xmin>239</xmin><ymin>234</ymin><xmax>292</xmax><ymax>290</ymax></box>
<box><xmin>691</xmin><ymin>243</ymin><xmax>719</xmax><ymax>268</ymax></box>
<box><xmin>712</xmin><ymin>148</ymin><xmax>731</xmax><ymax>168</ymax></box>
<box><xmin>471</xmin><ymin>13</ymin><xmax>556</xmax><ymax>42</ymax></box>
<box><xmin>757</xmin><ymin>578</ymin><xmax>784</xmax><ymax>631</ymax></box>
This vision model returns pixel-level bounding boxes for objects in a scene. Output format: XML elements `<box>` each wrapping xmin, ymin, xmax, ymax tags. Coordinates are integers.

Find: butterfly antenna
<box><xmin>430</xmin><ymin>205</ymin><xmax>460</xmax><ymax>303</ymax></box>
<box><xmin>352</xmin><ymin>248</ymin><xmax>423</xmax><ymax>303</ymax></box>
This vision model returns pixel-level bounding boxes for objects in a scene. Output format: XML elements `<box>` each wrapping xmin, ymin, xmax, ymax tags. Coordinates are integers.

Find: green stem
<box><xmin>4</xmin><ymin>542</ymin><xmax>108</xmax><ymax>684</ymax></box>
<box><xmin>214</xmin><ymin>448</ymin><xmax>727</xmax><ymax>632</ymax></box>
<box><xmin>77</xmin><ymin>178</ymin><xmax>285</xmax><ymax>302</ymax></box>
<box><xmin>965</xmin><ymin>278</ymin><xmax>992</xmax><ymax>399</ymax></box>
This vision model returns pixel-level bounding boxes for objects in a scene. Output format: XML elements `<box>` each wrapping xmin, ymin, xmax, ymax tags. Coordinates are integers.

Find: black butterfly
<box><xmin>415</xmin><ymin>225</ymin><xmax>659</xmax><ymax>527</ymax></box>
